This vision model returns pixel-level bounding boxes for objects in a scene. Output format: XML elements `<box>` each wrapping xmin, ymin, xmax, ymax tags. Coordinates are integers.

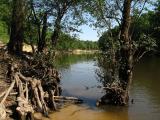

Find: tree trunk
<box><xmin>8</xmin><ymin>0</ymin><xmax>25</xmax><ymax>55</ymax></box>
<box><xmin>119</xmin><ymin>0</ymin><xmax>133</xmax><ymax>104</ymax></box>
<box><xmin>51</xmin><ymin>2</ymin><xmax>68</xmax><ymax>48</ymax></box>
<box><xmin>38</xmin><ymin>12</ymin><xmax>48</xmax><ymax>52</ymax></box>
<box><xmin>51</xmin><ymin>21</ymin><xmax>61</xmax><ymax>47</ymax></box>
<box><xmin>51</xmin><ymin>12</ymin><xmax>62</xmax><ymax>47</ymax></box>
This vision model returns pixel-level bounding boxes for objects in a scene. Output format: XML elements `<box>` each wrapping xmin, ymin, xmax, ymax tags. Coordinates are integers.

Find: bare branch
<box><xmin>135</xmin><ymin>51</ymin><xmax>147</xmax><ymax>62</ymax></box>
<box><xmin>116</xmin><ymin>0</ymin><xmax>123</xmax><ymax>12</ymax></box>
<box><xmin>130</xmin><ymin>0</ymin><xmax>148</xmax><ymax>37</ymax></box>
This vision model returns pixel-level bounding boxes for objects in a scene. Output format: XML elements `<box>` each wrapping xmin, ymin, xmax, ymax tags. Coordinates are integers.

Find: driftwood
<box><xmin>44</xmin><ymin>93</ymin><xmax>83</xmax><ymax>104</ymax></box>
<box><xmin>54</xmin><ymin>96</ymin><xmax>83</xmax><ymax>103</ymax></box>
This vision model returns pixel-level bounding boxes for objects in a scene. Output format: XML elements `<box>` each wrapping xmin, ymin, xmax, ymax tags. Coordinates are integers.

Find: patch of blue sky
<box><xmin>78</xmin><ymin>25</ymin><xmax>99</xmax><ymax>41</ymax></box>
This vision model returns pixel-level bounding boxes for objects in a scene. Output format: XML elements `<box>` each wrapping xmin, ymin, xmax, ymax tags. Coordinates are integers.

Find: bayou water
<box><xmin>44</xmin><ymin>54</ymin><xmax>160</xmax><ymax>120</ymax></box>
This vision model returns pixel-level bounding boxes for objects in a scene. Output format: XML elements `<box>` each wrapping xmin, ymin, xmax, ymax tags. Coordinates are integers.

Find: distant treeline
<box><xmin>0</xmin><ymin>21</ymin><xmax>98</xmax><ymax>50</ymax></box>
<box><xmin>0</xmin><ymin>0</ymin><xmax>99</xmax><ymax>53</ymax></box>
<box><xmin>56</xmin><ymin>33</ymin><xmax>98</xmax><ymax>50</ymax></box>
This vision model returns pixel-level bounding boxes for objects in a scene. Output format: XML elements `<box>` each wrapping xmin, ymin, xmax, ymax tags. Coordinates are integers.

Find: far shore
<box><xmin>56</xmin><ymin>49</ymin><xmax>99</xmax><ymax>55</ymax></box>
<box><xmin>22</xmin><ymin>44</ymin><xmax>99</xmax><ymax>54</ymax></box>
<box><xmin>0</xmin><ymin>42</ymin><xmax>99</xmax><ymax>54</ymax></box>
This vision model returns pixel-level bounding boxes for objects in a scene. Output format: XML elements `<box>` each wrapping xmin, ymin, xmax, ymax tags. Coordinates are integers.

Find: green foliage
<box><xmin>0</xmin><ymin>0</ymin><xmax>11</xmax><ymax>24</ymax></box>
<box><xmin>99</xmin><ymin>9</ymin><xmax>159</xmax><ymax>54</ymax></box>
<box><xmin>130</xmin><ymin>12</ymin><xmax>156</xmax><ymax>51</ymax></box>
<box><xmin>98</xmin><ymin>27</ymin><xmax>120</xmax><ymax>52</ymax></box>
<box><xmin>56</xmin><ymin>32</ymin><xmax>98</xmax><ymax>50</ymax></box>
<box><xmin>150</xmin><ymin>1</ymin><xmax>160</xmax><ymax>51</ymax></box>
<box><xmin>0</xmin><ymin>21</ymin><xmax>9</xmax><ymax>43</ymax></box>
<box><xmin>138</xmin><ymin>34</ymin><xmax>157</xmax><ymax>51</ymax></box>
<box><xmin>0</xmin><ymin>0</ymin><xmax>11</xmax><ymax>43</ymax></box>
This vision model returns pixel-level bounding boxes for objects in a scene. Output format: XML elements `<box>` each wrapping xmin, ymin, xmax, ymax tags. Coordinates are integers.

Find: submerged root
<box><xmin>97</xmin><ymin>82</ymin><xmax>128</xmax><ymax>106</ymax></box>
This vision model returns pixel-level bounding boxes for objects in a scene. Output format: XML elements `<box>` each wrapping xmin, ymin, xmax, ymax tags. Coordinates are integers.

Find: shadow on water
<box><xmin>50</xmin><ymin>54</ymin><xmax>160</xmax><ymax>120</ymax></box>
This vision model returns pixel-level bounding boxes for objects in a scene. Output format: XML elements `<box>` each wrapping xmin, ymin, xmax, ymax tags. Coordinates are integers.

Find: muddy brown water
<box><xmin>45</xmin><ymin>54</ymin><xmax>160</xmax><ymax>120</ymax></box>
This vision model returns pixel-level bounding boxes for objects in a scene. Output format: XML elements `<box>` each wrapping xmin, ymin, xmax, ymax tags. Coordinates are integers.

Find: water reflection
<box><xmin>52</xmin><ymin>54</ymin><xmax>160</xmax><ymax>120</ymax></box>
<box><xmin>54</xmin><ymin>54</ymin><xmax>96</xmax><ymax>69</ymax></box>
<box><xmin>129</xmin><ymin>56</ymin><xmax>160</xmax><ymax>120</ymax></box>
<box><xmin>57</xmin><ymin>59</ymin><xmax>102</xmax><ymax>107</ymax></box>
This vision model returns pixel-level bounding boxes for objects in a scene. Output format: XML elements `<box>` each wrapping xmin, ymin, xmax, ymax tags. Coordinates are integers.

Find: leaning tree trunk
<box><xmin>38</xmin><ymin>12</ymin><xmax>48</xmax><ymax>52</ymax></box>
<box><xmin>119</xmin><ymin>0</ymin><xmax>133</xmax><ymax>104</ymax></box>
<box><xmin>51</xmin><ymin>2</ymin><xmax>68</xmax><ymax>48</ymax></box>
<box><xmin>8</xmin><ymin>0</ymin><xmax>25</xmax><ymax>55</ymax></box>
<box><xmin>51</xmin><ymin>11</ymin><xmax>63</xmax><ymax>47</ymax></box>
<box><xmin>51</xmin><ymin>20</ymin><xmax>61</xmax><ymax>47</ymax></box>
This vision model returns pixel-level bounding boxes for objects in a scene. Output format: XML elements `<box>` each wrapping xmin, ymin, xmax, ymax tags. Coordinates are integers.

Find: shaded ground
<box><xmin>0</xmin><ymin>43</ymin><xmax>15</xmax><ymax>119</ymax></box>
<box><xmin>0</xmin><ymin>44</ymin><xmax>8</xmax><ymax>99</ymax></box>
<box><xmin>0</xmin><ymin>42</ymin><xmax>78</xmax><ymax>120</ymax></box>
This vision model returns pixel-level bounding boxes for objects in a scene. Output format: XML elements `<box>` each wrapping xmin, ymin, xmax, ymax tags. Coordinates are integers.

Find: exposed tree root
<box><xmin>96</xmin><ymin>82</ymin><xmax>128</xmax><ymax>106</ymax></box>
<box><xmin>0</xmin><ymin>49</ymin><xmax>82</xmax><ymax>120</ymax></box>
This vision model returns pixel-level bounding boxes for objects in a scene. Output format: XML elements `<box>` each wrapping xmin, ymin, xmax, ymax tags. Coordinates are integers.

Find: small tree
<box><xmin>89</xmin><ymin>0</ymin><xmax>156</xmax><ymax>105</ymax></box>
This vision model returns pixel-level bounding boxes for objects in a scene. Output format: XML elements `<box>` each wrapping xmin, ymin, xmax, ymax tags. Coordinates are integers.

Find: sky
<box><xmin>77</xmin><ymin>0</ymin><xmax>156</xmax><ymax>42</ymax></box>
<box><xmin>78</xmin><ymin>25</ymin><xmax>99</xmax><ymax>41</ymax></box>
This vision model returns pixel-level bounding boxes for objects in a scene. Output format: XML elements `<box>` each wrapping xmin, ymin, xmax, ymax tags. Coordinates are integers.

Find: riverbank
<box><xmin>0</xmin><ymin>44</ymin><xmax>84</xmax><ymax>120</ymax></box>
<box><xmin>56</xmin><ymin>49</ymin><xmax>99</xmax><ymax>55</ymax></box>
<box><xmin>22</xmin><ymin>44</ymin><xmax>99</xmax><ymax>54</ymax></box>
<box><xmin>0</xmin><ymin>47</ymin><xmax>60</xmax><ymax>119</ymax></box>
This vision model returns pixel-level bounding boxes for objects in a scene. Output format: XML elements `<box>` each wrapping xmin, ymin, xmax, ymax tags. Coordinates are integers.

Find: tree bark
<box><xmin>51</xmin><ymin>3</ymin><xmax>67</xmax><ymax>47</ymax></box>
<box><xmin>50</xmin><ymin>1</ymin><xmax>71</xmax><ymax>47</ymax></box>
<box><xmin>7</xmin><ymin>0</ymin><xmax>25</xmax><ymax>55</ymax></box>
<box><xmin>30</xmin><ymin>0</ymin><xmax>47</xmax><ymax>53</ymax></box>
<box><xmin>38</xmin><ymin>12</ymin><xmax>48</xmax><ymax>52</ymax></box>
<box><xmin>119</xmin><ymin>0</ymin><xmax>133</xmax><ymax>104</ymax></box>
<box><xmin>51</xmin><ymin>15</ymin><xmax>62</xmax><ymax>47</ymax></box>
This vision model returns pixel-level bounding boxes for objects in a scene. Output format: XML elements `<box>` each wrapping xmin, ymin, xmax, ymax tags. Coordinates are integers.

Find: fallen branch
<box><xmin>0</xmin><ymin>80</ymin><xmax>15</xmax><ymax>104</ymax></box>
<box><xmin>53</xmin><ymin>96</ymin><xmax>83</xmax><ymax>104</ymax></box>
